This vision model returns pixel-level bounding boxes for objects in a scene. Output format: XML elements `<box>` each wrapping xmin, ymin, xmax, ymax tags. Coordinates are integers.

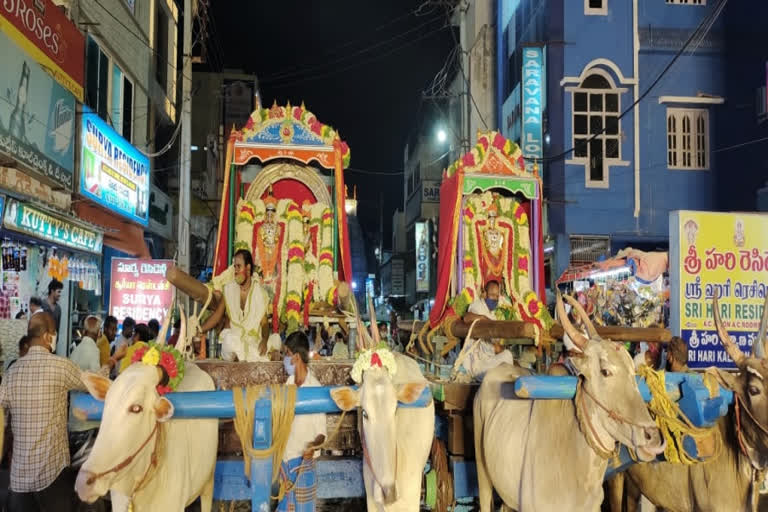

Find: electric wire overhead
<box><xmin>527</xmin><ymin>0</ymin><xmax>728</xmax><ymax>165</ymax></box>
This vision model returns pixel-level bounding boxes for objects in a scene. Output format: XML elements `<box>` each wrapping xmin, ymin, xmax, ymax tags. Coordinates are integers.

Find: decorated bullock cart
<box><xmin>70</xmin><ymin>110</ymin><xmax>735</xmax><ymax>511</ymax></box>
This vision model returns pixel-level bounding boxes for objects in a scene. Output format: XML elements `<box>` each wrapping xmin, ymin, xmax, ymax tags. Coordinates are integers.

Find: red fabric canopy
<box><xmin>428</xmin><ymin>171</ymin><xmax>464</xmax><ymax>329</ymax></box>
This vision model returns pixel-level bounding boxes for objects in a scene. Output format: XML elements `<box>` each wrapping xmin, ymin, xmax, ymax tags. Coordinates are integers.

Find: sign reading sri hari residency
<box><xmin>670</xmin><ymin>210</ymin><xmax>768</xmax><ymax>369</ymax></box>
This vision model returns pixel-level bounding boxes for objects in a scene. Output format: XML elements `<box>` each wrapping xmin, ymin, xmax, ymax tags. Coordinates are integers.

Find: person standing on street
<box><xmin>40</xmin><ymin>279</ymin><xmax>63</xmax><ymax>335</ymax></box>
<box><xmin>0</xmin><ymin>312</ymin><xmax>85</xmax><ymax>512</ymax></box>
<box><xmin>109</xmin><ymin>316</ymin><xmax>135</xmax><ymax>374</ymax></box>
<box><xmin>97</xmin><ymin>316</ymin><xmax>118</xmax><ymax>368</ymax></box>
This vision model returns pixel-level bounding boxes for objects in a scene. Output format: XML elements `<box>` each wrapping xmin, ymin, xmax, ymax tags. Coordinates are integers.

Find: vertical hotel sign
<box><xmin>0</xmin><ymin>0</ymin><xmax>85</xmax><ymax>101</ymax></box>
<box><xmin>415</xmin><ymin>222</ymin><xmax>430</xmax><ymax>292</ymax></box>
<box><xmin>670</xmin><ymin>211</ymin><xmax>768</xmax><ymax>369</ymax></box>
<box><xmin>521</xmin><ymin>46</ymin><xmax>544</xmax><ymax>173</ymax></box>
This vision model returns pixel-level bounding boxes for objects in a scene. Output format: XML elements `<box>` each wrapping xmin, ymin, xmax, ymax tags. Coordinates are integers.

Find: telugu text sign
<box><xmin>670</xmin><ymin>211</ymin><xmax>768</xmax><ymax>369</ymax></box>
<box><xmin>109</xmin><ymin>258</ymin><xmax>174</xmax><ymax>325</ymax></box>
<box><xmin>0</xmin><ymin>28</ymin><xmax>75</xmax><ymax>188</ymax></box>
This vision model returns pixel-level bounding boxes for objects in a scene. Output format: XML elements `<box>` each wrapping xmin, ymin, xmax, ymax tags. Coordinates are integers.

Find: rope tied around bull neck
<box><xmin>636</xmin><ymin>365</ymin><xmax>722</xmax><ymax>465</ymax></box>
<box><xmin>231</xmin><ymin>384</ymin><xmax>349</xmax><ymax>502</ymax></box>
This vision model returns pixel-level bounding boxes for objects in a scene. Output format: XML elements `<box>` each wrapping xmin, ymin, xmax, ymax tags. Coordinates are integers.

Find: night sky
<box><xmin>207</xmin><ymin>1</ymin><xmax>456</xmax><ymax>251</ymax></box>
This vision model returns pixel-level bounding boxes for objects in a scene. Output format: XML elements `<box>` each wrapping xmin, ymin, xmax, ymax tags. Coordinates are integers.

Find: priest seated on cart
<box><xmin>198</xmin><ymin>249</ymin><xmax>280</xmax><ymax>362</ymax></box>
<box><xmin>453</xmin><ymin>280</ymin><xmax>516</xmax><ymax>381</ymax></box>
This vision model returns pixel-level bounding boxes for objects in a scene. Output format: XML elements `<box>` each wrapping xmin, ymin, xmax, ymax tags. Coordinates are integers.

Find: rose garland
<box><xmin>350</xmin><ymin>344</ymin><xmax>398</xmax><ymax>384</ymax></box>
<box><xmin>130</xmin><ymin>343</ymin><xmax>186</xmax><ymax>395</ymax></box>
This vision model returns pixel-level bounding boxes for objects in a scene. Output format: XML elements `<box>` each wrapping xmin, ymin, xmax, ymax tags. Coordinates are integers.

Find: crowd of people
<box><xmin>0</xmin><ymin>289</ymin><xmax>176</xmax><ymax>511</ymax></box>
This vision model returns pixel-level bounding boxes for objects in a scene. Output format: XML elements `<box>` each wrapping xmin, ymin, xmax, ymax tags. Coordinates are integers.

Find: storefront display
<box><xmin>0</xmin><ymin>238</ymin><xmax>101</xmax><ymax>319</ymax></box>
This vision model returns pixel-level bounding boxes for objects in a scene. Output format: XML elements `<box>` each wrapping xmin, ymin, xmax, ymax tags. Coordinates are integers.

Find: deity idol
<box><xmin>255</xmin><ymin>194</ymin><xmax>282</xmax><ymax>298</ymax></box>
<box><xmin>480</xmin><ymin>207</ymin><xmax>506</xmax><ymax>288</ymax></box>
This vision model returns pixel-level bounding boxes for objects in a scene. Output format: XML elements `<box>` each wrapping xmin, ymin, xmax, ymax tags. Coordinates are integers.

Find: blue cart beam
<box><xmin>513</xmin><ymin>372</ymin><xmax>733</xmax><ymax>428</ymax></box>
<box><xmin>71</xmin><ymin>385</ymin><xmax>433</xmax><ymax>421</ymax></box>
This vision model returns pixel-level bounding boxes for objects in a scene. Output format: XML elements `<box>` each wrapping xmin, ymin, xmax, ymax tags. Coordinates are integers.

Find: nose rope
<box><xmin>84</xmin><ymin>422</ymin><xmax>160</xmax><ymax>486</ymax></box>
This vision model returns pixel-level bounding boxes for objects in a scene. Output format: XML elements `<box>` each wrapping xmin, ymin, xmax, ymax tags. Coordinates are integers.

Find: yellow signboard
<box><xmin>671</xmin><ymin>211</ymin><xmax>768</xmax><ymax>369</ymax></box>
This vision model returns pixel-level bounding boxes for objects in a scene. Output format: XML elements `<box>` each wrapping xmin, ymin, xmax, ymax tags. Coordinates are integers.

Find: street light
<box><xmin>436</xmin><ymin>129</ymin><xmax>447</xmax><ymax>144</ymax></box>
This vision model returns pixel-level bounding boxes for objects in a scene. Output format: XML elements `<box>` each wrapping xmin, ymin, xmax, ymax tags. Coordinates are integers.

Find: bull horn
<box><xmin>178</xmin><ymin>304</ymin><xmax>188</xmax><ymax>356</ymax></box>
<box><xmin>563</xmin><ymin>294</ymin><xmax>600</xmax><ymax>339</ymax></box>
<box><xmin>156</xmin><ymin>291</ymin><xmax>175</xmax><ymax>346</ymax></box>
<box><xmin>713</xmin><ymin>292</ymin><xmax>745</xmax><ymax>367</ymax></box>
<box><xmin>350</xmin><ymin>294</ymin><xmax>373</xmax><ymax>350</ymax></box>
<box><xmin>556</xmin><ymin>291</ymin><xmax>588</xmax><ymax>350</ymax></box>
<box><xmin>368</xmin><ymin>294</ymin><xmax>381</xmax><ymax>344</ymax></box>
<box><xmin>754</xmin><ymin>293</ymin><xmax>768</xmax><ymax>358</ymax></box>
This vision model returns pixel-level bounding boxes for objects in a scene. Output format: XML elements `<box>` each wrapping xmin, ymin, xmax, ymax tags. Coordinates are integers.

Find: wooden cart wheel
<box><xmin>429</xmin><ymin>438</ymin><xmax>454</xmax><ymax>512</ymax></box>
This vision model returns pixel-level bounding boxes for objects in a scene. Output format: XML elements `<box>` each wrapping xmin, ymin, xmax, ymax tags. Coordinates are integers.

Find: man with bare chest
<box><xmin>199</xmin><ymin>249</ymin><xmax>272</xmax><ymax>361</ymax></box>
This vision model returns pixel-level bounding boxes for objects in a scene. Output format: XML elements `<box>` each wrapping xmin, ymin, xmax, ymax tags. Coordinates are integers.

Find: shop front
<box><xmin>0</xmin><ymin>196</ymin><xmax>103</xmax><ymax>358</ymax></box>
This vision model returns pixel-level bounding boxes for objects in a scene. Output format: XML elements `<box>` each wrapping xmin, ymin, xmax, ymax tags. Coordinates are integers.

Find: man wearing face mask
<box><xmin>0</xmin><ymin>312</ymin><xmax>86</xmax><ymax>511</ymax></box>
<box><xmin>279</xmin><ymin>331</ymin><xmax>326</xmax><ymax>512</ymax></box>
<box><xmin>453</xmin><ymin>280</ymin><xmax>515</xmax><ymax>381</ymax></box>
<box><xmin>463</xmin><ymin>280</ymin><xmax>512</xmax><ymax>323</ymax></box>
<box><xmin>199</xmin><ymin>249</ymin><xmax>273</xmax><ymax>362</ymax></box>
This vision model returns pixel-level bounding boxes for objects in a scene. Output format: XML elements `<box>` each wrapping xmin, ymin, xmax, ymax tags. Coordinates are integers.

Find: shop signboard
<box><xmin>670</xmin><ymin>211</ymin><xmax>768</xmax><ymax>369</ymax></box>
<box><xmin>148</xmin><ymin>185</ymin><xmax>173</xmax><ymax>239</ymax></box>
<box><xmin>109</xmin><ymin>258</ymin><xmax>174</xmax><ymax>325</ymax></box>
<box><xmin>3</xmin><ymin>198</ymin><xmax>103</xmax><ymax>254</ymax></box>
<box><xmin>415</xmin><ymin>222</ymin><xmax>430</xmax><ymax>292</ymax></box>
<box><xmin>391</xmin><ymin>257</ymin><xmax>405</xmax><ymax>297</ymax></box>
<box><xmin>0</xmin><ymin>28</ymin><xmax>75</xmax><ymax>189</ymax></box>
<box><xmin>521</xmin><ymin>45</ymin><xmax>545</xmax><ymax>174</ymax></box>
<box><xmin>0</xmin><ymin>0</ymin><xmax>85</xmax><ymax>101</ymax></box>
<box><xmin>80</xmin><ymin>105</ymin><xmax>150</xmax><ymax>225</ymax></box>
<box><xmin>422</xmin><ymin>180</ymin><xmax>440</xmax><ymax>203</ymax></box>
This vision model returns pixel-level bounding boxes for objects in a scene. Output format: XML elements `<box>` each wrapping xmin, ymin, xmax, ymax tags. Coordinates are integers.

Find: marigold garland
<box><xmin>130</xmin><ymin>343</ymin><xmax>186</xmax><ymax>395</ymax></box>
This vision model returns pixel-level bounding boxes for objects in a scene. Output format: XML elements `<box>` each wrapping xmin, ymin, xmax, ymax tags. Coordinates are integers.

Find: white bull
<box><xmin>473</xmin><ymin>293</ymin><xmax>666</xmax><ymax>511</ymax></box>
<box><xmin>331</xmin><ymin>352</ymin><xmax>435</xmax><ymax>511</ymax></box>
<box><xmin>75</xmin><ymin>362</ymin><xmax>218</xmax><ymax>512</ymax></box>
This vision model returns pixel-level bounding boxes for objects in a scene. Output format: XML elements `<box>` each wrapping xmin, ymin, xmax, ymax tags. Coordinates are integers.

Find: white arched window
<box><xmin>570</xmin><ymin>72</ymin><xmax>622</xmax><ymax>188</ymax></box>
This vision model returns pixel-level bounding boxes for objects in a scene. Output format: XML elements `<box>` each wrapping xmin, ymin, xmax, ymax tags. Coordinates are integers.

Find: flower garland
<box><xmin>130</xmin><ymin>343</ymin><xmax>186</xmax><ymax>395</ymax></box>
<box><xmin>350</xmin><ymin>344</ymin><xmax>398</xmax><ymax>384</ymax></box>
<box><xmin>317</xmin><ymin>207</ymin><xmax>335</xmax><ymax>305</ymax></box>
<box><xmin>283</xmin><ymin>201</ymin><xmax>305</xmax><ymax>334</ymax></box>
<box><xmin>447</xmin><ymin>191</ymin><xmax>553</xmax><ymax>339</ymax></box>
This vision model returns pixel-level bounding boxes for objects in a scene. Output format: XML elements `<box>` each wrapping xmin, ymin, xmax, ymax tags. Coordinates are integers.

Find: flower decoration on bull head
<box><xmin>351</xmin><ymin>343</ymin><xmax>398</xmax><ymax>384</ymax></box>
<box><xmin>131</xmin><ymin>343</ymin><xmax>186</xmax><ymax>395</ymax></box>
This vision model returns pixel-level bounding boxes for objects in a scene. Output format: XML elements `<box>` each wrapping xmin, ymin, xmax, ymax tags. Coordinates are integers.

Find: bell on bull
<box><xmin>608</xmin><ymin>292</ymin><xmax>768</xmax><ymax>512</ymax></box>
<box><xmin>473</xmin><ymin>291</ymin><xmax>665</xmax><ymax>511</ymax></box>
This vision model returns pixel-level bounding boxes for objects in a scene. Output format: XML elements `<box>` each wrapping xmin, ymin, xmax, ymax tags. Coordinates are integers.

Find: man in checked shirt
<box><xmin>0</xmin><ymin>311</ymin><xmax>86</xmax><ymax>511</ymax></box>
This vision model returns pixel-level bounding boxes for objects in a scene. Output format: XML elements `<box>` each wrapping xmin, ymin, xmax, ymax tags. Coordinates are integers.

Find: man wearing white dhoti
<box><xmin>199</xmin><ymin>249</ymin><xmax>276</xmax><ymax>361</ymax></box>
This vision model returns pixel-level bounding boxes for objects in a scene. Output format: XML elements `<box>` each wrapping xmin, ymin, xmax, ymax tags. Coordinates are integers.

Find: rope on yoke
<box><xmin>231</xmin><ymin>384</ymin><xmax>349</xmax><ymax>502</ymax></box>
<box><xmin>636</xmin><ymin>365</ymin><xmax>722</xmax><ymax>465</ymax></box>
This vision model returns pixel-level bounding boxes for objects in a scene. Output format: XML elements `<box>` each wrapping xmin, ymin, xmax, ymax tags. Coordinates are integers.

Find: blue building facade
<box><xmin>497</xmin><ymin>0</ymin><xmax>726</xmax><ymax>278</ymax></box>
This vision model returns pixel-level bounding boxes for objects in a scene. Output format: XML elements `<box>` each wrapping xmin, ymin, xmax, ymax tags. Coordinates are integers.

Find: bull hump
<box><xmin>176</xmin><ymin>363</ymin><xmax>215</xmax><ymax>392</ymax></box>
